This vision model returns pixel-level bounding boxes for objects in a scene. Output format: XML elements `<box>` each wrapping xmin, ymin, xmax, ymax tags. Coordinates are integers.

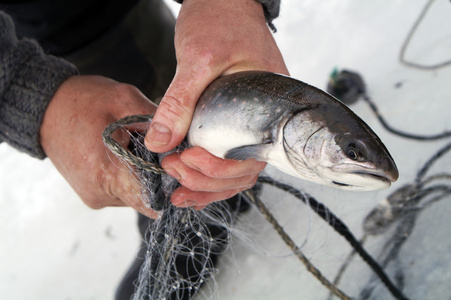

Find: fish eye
<box><xmin>345</xmin><ymin>141</ymin><xmax>368</xmax><ymax>162</ymax></box>
<box><xmin>347</xmin><ymin>149</ymin><xmax>358</xmax><ymax>160</ymax></box>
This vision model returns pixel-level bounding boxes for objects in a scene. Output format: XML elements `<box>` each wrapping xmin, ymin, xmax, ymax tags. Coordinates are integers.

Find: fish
<box><xmin>188</xmin><ymin>71</ymin><xmax>398</xmax><ymax>191</ymax></box>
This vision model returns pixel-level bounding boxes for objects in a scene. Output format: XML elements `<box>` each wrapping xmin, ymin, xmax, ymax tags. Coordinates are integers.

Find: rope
<box><xmin>255</xmin><ymin>176</ymin><xmax>409</xmax><ymax>300</ymax></box>
<box><xmin>102</xmin><ymin>114</ymin><xmax>166</xmax><ymax>175</ymax></box>
<box><xmin>242</xmin><ymin>188</ymin><xmax>352</xmax><ymax>300</ymax></box>
<box><xmin>399</xmin><ymin>0</ymin><xmax>451</xmax><ymax>70</ymax></box>
<box><xmin>361</xmin><ymin>95</ymin><xmax>451</xmax><ymax>141</ymax></box>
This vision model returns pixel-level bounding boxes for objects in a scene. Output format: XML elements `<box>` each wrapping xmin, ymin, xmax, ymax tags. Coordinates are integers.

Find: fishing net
<box><xmin>103</xmin><ymin>115</ymin><xmax>245</xmax><ymax>300</ymax></box>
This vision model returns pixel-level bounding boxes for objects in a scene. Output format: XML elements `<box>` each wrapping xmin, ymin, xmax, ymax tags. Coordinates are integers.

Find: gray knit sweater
<box><xmin>0</xmin><ymin>11</ymin><xmax>78</xmax><ymax>159</ymax></box>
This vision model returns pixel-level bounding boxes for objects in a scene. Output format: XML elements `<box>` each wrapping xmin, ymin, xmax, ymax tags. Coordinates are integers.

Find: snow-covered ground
<box><xmin>1</xmin><ymin>0</ymin><xmax>451</xmax><ymax>299</ymax></box>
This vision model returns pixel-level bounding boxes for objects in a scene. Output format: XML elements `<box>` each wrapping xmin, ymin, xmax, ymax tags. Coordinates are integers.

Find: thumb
<box><xmin>144</xmin><ymin>67</ymin><xmax>216</xmax><ymax>153</ymax></box>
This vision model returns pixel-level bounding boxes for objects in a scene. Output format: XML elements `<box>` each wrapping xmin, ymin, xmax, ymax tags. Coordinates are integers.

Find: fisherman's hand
<box><xmin>145</xmin><ymin>0</ymin><xmax>288</xmax><ymax>209</ymax></box>
<box><xmin>40</xmin><ymin>75</ymin><xmax>160</xmax><ymax>219</ymax></box>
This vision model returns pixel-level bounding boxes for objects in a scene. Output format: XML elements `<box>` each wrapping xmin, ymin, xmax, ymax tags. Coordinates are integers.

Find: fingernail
<box><xmin>147</xmin><ymin>122</ymin><xmax>172</xmax><ymax>146</ymax></box>
<box><xmin>173</xmin><ymin>197</ymin><xmax>197</xmax><ymax>207</ymax></box>
<box><xmin>165</xmin><ymin>168</ymin><xmax>181</xmax><ymax>181</ymax></box>
<box><xmin>185</xmin><ymin>199</ymin><xmax>197</xmax><ymax>207</ymax></box>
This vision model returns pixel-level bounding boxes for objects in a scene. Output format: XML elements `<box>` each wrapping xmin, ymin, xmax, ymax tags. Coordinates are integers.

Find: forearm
<box><xmin>0</xmin><ymin>11</ymin><xmax>78</xmax><ymax>159</ymax></box>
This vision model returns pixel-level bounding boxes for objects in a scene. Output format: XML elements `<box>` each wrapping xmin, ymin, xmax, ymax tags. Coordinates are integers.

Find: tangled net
<box><xmin>103</xmin><ymin>115</ymin><xmax>248</xmax><ymax>300</ymax></box>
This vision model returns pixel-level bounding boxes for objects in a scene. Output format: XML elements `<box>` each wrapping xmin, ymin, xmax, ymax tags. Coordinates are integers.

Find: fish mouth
<box><xmin>331</xmin><ymin>171</ymin><xmax>393</xmax><ymax>190</ymax></box>
<box><xmin>354</xmin><ymin>171</ymin><xmax>393</xmax><ymax>183</ymax></box>
<box><xmin>332</xmin><ymin>181</ymin><xmax>351</xmax><ymax>187</ymax></box>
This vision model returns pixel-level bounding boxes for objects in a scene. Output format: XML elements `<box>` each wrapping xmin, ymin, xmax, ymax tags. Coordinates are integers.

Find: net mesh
<box><xmin>103</xmin><ymin>115</ymin><xmax>246</xmax><ymax>300</ymax></box>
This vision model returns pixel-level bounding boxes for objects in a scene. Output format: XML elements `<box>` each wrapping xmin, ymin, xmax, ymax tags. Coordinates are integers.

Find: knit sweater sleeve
<box><xmin>173</xmin><ymin>0</ymin><xmax>281</xmax><ymax>32</ymax></box>
<box><xmin>255</xmin><ymin>0</ymin><xmax>280</xmax><ymax>32</ymax></box>
<box><xmin>0</xmin><ymin>11</ymin><xmax>78</xmax><ymax>159</ymax></box>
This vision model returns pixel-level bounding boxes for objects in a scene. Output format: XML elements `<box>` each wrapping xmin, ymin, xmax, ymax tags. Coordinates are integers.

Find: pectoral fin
<box><xmin>224</xmin><ymin>143</ymin><xmax>272</xmax><ymax>162</ymax></box>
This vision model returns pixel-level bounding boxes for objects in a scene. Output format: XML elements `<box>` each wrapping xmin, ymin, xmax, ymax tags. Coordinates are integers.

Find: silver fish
<box><xmin>188</xmin><ymin>71</ymin><xmax>398</xmax><ymax>191</ymax></box>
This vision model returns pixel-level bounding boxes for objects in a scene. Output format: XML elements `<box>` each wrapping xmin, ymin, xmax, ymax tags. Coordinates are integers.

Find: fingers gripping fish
<box><xmin>188</xmin><ymin>71</ymin><xmax>398</xmax><ymax>191</ymax></box>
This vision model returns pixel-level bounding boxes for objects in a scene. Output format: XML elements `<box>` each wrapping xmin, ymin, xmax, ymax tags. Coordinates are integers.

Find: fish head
<box><xmin>283</xmin><ymin>108</ymin><xmax>398</xmax><ymax>191</ymax></box>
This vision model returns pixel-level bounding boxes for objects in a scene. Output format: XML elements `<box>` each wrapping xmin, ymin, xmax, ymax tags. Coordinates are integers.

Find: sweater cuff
<box><xmin>255</xmin><ymin>0</ymin><xmax>280</xmax><ymax>32</ymax></box>
<box><xmin>173</xmin><ymin>0</ymin><xmax>281</xmax><ymax>32</ymax></box>
<box><xmin>0</xmin><ymin>38</ymin><xmax>78</xmax><ymax>159</ymax></box>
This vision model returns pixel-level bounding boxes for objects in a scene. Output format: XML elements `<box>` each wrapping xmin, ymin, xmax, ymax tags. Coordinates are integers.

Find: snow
<box><xmin>1</xmin><ymin>0</ymin><xmax>451</xmax><ymax>299</ymax></box>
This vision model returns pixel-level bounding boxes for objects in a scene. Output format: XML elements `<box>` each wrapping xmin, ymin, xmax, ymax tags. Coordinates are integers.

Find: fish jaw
<box><xmin>284</xmin><ymin>119</ymin><xmax>398</xmax><ymax>191</ymax></box>
<box><xmin>281</xmin><ymin>148</ymin><xmax>394</xmax><ymax>190</ymax></box>
<box><xmin>324</xmin><ymin>155</ymin><xmax>398</xmax><ymax>191</ymax></box>
<box><xmin>306</xmin><ymin>129</ymin><xmax>398</xmax><ymax>191</ymax></box>
<box><xmin>319</xmin><ymin>165</ymin><xmax>393</xmax><ymax>191</ymax></box>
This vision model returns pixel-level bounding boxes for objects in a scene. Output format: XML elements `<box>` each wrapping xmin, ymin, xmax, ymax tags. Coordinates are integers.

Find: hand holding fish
<box><xmin>145</xmin><ymin>0</ymin><xmax>288</xmax><ymax>208</ymax></box>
